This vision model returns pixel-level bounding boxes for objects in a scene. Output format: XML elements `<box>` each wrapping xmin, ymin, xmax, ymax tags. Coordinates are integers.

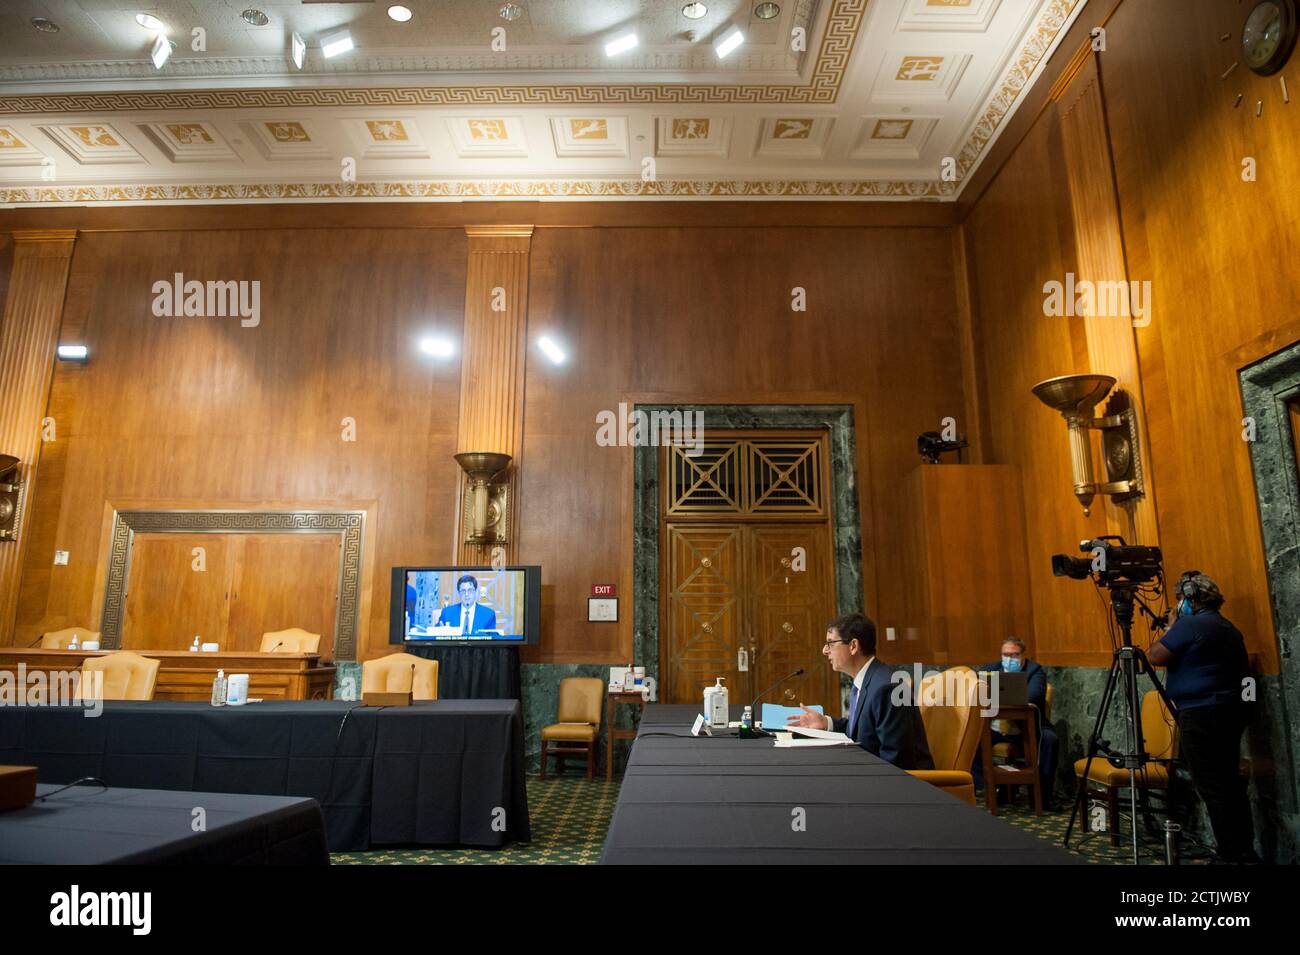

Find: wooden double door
<box><xmin>659</xmin><ymin>430</ymin><xmax>841</xmax><ymax>710</ymax></box>
<box><xmin>662</xmin><ymin>522</ymin><xmax>839</xmax><ymax>710</ymax></box>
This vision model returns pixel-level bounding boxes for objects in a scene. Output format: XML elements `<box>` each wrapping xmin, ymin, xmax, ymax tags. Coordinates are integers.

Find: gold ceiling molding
<box><xmin>0</xmin><ymin>1</ymin><xmax>865</xmax><ymax>115</ymax></box>
<box><xmin>955</xmin><ymin>0</ymin><xmax>1083</xmax><ymax>179</ymax></box>
<box><xmin>0</xmin><ymin>177</ymin><xmax>954</xmax><ymax>204</ymax></box>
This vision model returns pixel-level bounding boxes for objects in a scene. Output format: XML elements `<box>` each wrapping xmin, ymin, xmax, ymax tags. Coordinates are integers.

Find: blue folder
<box><xmin>761</xmin><ymin>703</ymin><xmax>824</xmax><ymax>730</ymax></box>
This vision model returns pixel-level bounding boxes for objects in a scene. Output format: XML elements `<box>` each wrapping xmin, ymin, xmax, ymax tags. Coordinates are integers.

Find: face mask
<box><xmin>1002</xmin><ymin>656</ymin><xmax>1022</xmax><ymax>672</ymax></box>
<box><xmin>1178</xmin><ymin>597</ymin><xmax>1193</xmax><ymax>617</ymax></box>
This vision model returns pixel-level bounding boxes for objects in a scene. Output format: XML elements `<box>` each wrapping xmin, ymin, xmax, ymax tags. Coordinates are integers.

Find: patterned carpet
<box><xmin>331</xmin><ymin>776</ymin><xmax>1214</xmax><ymax>865</ymax></box>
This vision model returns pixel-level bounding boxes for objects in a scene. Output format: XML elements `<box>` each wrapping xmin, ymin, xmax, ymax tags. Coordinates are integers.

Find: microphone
<box><xmin>739</xmin><ymin>668</ymin><xmax>806</xmax><ymax>739</ymax></box>
<box><xmin>409</xmin><ymin>662</ymin><xmax>417</xmax><ymax>699</ymax></box>
<box><xmin>269</xmin><ymin>642</ymin><xmax>284</xmax><ymax>653</ymax></box>
<box><xmin>25</xmin><ymin>633</ymin><xmax>44</xmax><ymax>648</ymax></box>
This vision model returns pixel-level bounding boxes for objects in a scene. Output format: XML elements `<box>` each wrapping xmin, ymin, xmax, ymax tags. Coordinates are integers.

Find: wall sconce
<box><xmin>454</xmin><ymin>451</ymin><xmax>512</xmax><ymax>544</ymax></box>
<box><xmin>0</xmin><ymin>454</ymin><xmax>22</xmax><ymax>542</ymax></box>
<box><xmin>1031</xmin><ymin>374</ymin><xmax>1143</xmax><ymax>516</ymax></box>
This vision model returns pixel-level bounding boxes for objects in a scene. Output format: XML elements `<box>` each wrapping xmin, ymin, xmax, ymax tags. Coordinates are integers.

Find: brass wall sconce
<box><xmin>0</xmin><ymin>454</ymin><xmax>22</xmax><ymax>542</ymax></box>
<box><xmin>1031</xmin><ymin>374</ymin><xmax>1143</xmax><ymax>516</ymax></box>
<box><xmin>454</xmin><ymin>451</ymin><xmax>512</xmax><ymax>544</ymax></box>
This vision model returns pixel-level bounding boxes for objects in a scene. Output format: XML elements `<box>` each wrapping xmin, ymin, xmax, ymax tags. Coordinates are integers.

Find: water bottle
<box><xmin>211</xmin><ymin>669</ymin><xmax>227</xmax><ymax>707</ymax></box>
<box><xmin>190</xmin><ymin>636</ymin><xmax>200</xmax><ymax>652</ymax></box>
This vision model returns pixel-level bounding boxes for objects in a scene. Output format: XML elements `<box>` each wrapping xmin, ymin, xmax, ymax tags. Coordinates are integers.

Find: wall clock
<box><xmin>1223</xmin><ymin>0</ymin><xmax>1298</xmax><ymax>114</ymax></box>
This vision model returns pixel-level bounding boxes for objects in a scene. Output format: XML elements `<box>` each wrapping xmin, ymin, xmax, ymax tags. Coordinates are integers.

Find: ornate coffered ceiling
<box><xmin>0</xmin><ymin>0</ymin><xmax>1088</xmax><ymax>205</ymax></box>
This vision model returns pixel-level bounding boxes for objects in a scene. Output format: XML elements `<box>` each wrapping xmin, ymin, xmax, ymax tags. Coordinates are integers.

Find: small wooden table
<box><xmin>606</xmin><ymin>689</ymin><xmax>648</xmax><ymax>781</ymax></box>
<box><xmin>981</xmin><ymin>703</ymin><xmax>1042</xmax><ymax>816</ymax></box>
<box><xmin>0</xmin><ymin>648</ymin><xmax>335</xmax><ymax>702</ymax></box>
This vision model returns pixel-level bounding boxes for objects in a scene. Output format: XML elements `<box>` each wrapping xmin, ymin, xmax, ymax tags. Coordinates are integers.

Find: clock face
<box><xmin>1242</xmin><ymin>0</ymin><xmax>1298</xmax><ymax>75</ymax></box>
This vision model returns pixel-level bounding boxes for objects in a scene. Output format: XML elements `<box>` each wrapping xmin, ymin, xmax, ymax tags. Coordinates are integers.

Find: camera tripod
<box><xmin>1062</xmin><ymin>581</ymin><xmax>1178</xmax><ymax>865</ymax></box>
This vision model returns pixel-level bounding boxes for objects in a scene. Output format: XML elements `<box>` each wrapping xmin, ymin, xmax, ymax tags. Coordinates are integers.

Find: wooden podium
<box><xmin>0</xmin><ymin>649</ymin><xmax>335</xmax><ymax>701</ymax></box>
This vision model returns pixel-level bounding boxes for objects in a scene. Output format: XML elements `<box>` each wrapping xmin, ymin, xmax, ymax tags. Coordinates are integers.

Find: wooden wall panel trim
<box><xmin>0</xmin><ymin>232</ymin><xmax>76</xmax><ymax>642</ymax></box>
<box><xmin>455</xmin><ymin>227</ymin><xmax>532</xmax><ymax>565</ymax></box>
<box><xmin>1055</xmin><ymin>52</ymin><xmax>1161</xmax><ymax>547</ymax></box>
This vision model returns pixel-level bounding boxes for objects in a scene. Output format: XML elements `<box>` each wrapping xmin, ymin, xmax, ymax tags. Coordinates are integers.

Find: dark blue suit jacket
<box><xmin>436</xmin><ymin>602</ymin><xmax>497</xmax><ymax>633</ymax></box>
<box><xmin>830</xmin><ymin>658</ymin><xmax>934</xmax><ymax>770</ymax></box>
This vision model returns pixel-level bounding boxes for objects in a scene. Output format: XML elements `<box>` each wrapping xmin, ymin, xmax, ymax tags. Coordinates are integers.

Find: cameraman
<box><xmin>1148</xmin><ymin>572</ymin><xmax>1259</xmax><ymax>864</ymax></box>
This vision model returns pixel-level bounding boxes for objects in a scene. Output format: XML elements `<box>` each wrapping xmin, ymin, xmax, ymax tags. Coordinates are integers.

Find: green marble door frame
<box><xmin>631</xmin><ymin>403</ymin><xmax>865</xmax><ymax>686</ymax></box>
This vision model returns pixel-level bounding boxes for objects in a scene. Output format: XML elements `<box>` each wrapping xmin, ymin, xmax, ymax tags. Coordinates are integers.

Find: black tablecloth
<box><xmin>0</xmin><ymin>784</ymin><xmax>329</xmax><ymax>864</ymax></box>
<box><xmin>406</xmin><ymin>646</ymin><xmax>521</xmax><ymax>701</ymax></box>
<box><xmin>0</xmin><ymin>700</ymin><xmax>530</xmax><ymax>852</ymax></box>
<box><xmin>601</xmin><ymin>704</ymin><xmax>1079</xmax><ymax>864</ymax></box>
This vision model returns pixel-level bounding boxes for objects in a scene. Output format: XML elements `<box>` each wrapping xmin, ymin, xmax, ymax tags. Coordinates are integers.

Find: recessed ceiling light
<box><xmin>420</xmin><ymin>337</ymin><xmax>455</xmax><ymax>358</ymax></box>
<box><xmin>135</xmin><ymin>13</ymin><xmax>165</xmax><ymax>32</ymax></box>
<box><xmin>291</xmin><ymin>31</ymin><xmax>306</xmax><ymax>69</ymax></box>
<box><xmin>682</xmin><ymin>3</ymin><xmax>708</xmax><ymax>19</ymax></box>
<box><xmin>321</xmin><ymin>29</ymin><xmax>354</xmax><ymax>58</ymax></box>
<box><xmin>537</xmin><ymin>336</ymin><xmax>566</xmax><ymax>365</ymax></box>
<box><xmin>754</xmin><ymin>2</ymin><xmax>781</xmax><ymax>19</ymax></box>
<box><xmin>499</xmin><ymin>3</ymin><xmax>523</xmax><ymax>22</ymax></box>
<box><xmin>388</xmin><ymin>5</ymin><xmax>413</xmax><ymax>22</ymax></box>
<box><xmin>605</xmin><ymin>32</ymin><xmax>639</xmax><ymax>57</ymax></box>
<box><xmin>241</xmin><ymin>9</ymin><xmax>269</xmax><ymax>27</ymax></box>
<box><xmin>150</xmin><ymin>34</ymin><xmax>174</xmax><ymax>69</ymax></box>
<box><xmin>714</xmin><ymin>25</ymin><xmax>745</xmax><ymax>58</ymax></box>
<box><xmin>31</xmin><ymin>17</ymin><xmax>60</xmax><ymax>33</ymax></box>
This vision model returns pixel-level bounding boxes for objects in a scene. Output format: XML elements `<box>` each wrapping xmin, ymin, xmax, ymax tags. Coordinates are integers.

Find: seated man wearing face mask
<box><xmin>971</xmin><ymin>637</ymin><xmax>1060</xmax><ymax>806</ymax></box>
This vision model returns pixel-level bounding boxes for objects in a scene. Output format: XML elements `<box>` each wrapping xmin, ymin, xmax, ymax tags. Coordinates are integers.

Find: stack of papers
<box><xmin>773</xmin><ymin>725</ymin><xmax>854</xmax><ymax>747</ymax></box>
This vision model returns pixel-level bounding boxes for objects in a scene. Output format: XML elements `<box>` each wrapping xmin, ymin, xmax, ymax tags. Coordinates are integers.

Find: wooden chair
<box><xmin>540</xmin><ymin>677</ymin><xmax>604</xmax><ymax>779</ymax></box>
<box><xmin>40</xmin><ymin>627</ymin><xmax>101</xmax><ymax>649</ymax></box>
<box><xmin>361</xmin><ymin>652</ymin><xmax>439</xmax><ymax>700</ymax></box>
<box><xmin>1073</xmin><ymin>689</ymin><xmax>1177</xmax><ymax>845</ymax></box>
<box><xmin>991</xmin><ymin>681</ymin><xmax>1053</xmax><ymax>795</ymax></box>
<box><xmin>908</xmin><ymin>666</ymin><xmax>983</xmax><ymax>804</ymax></box>
<box><xmin>259</xmin><ymin>628</ymin><xmax>321</xmax><ymax>654</ymax></box>
<box><xmin>80</xmin><ymin>651</ymin><xmax>160</xmax><ymax>701</ymax></box>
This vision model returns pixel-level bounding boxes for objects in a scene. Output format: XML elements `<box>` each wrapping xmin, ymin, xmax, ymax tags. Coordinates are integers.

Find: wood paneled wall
<box><xmin>3</xmin><ymin>218</ymin><xmax>968</xmax><ymax>665</ymax></box>
<box><xmin>521</xmin><ymin>225</ymin><xmax>966</xmax><ymax>664</ymax></box>
<box><xmin>963</xmin><ymin>0</ymin><xmax>1295</xmax><ymax>670</ymax></box>
<box><xmin>0</xmin><ymin>232</ymin><xmax>76</xmax><ymax>642</ymax></box>
<box><xmin>12</xmin><ymin>228</ymin><xmax>467</xmax><ymax>658</ymax></box>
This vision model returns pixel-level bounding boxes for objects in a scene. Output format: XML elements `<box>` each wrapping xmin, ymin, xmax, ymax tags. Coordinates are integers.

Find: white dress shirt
<box><xmin>826</xmin><ymin>656</ymin><xmax>875</xmax><ymax>731</ymax></box>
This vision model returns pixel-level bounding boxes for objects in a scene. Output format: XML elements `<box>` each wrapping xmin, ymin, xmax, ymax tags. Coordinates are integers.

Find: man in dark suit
<box><xmin>788</xmin><ymin>612</ymin><xmax>934</xmax><ymax>770</ymax></box>
<box><xmin>973</xmin><ymin>637</ymin><xmax>1060</xmax><ymax>806</ymax></box>
<box><xmin>435</xmin><ymin>574</ymin><xmax>498</xmax><ymax>634</ymax></box>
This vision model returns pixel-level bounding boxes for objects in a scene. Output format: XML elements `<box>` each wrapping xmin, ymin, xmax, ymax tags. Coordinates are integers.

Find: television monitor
<box><xmin>390</xmin><ymin>565</ymin><xmax>540</xmax><ymax>646</ymax></box>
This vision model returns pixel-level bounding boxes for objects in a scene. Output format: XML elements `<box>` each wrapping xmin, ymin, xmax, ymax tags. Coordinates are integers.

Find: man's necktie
<box><xmin>847</xmin><ymin>683</ymin><xmax>860</xmax><ymax>737</ymax></box>
<box><xmin>461</xmin><ymin>607</ymin><xmax>470</xmax><ymax>633</ymax></box>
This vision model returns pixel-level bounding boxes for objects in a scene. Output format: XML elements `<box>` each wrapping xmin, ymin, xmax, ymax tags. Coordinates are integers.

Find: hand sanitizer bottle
<box><xmin>190</xmin><ymin>636</ymin><xmax>200</xmax><ymax>652</ymax></box>
<box><xmin>211</xmin><ymin>669</ymin><xmax>227</xmax><ymax>707</ymax></box>
<box><xmin>69</xmin><ymin>634</ymin><xmax>80</xmax><ymax>651</ymax></box>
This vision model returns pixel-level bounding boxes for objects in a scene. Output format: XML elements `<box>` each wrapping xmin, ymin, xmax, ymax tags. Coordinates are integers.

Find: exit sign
<box><xmin>592</xmin><ymin>584</ymin><xmax>616</xmax><ymax>596</ymax></box>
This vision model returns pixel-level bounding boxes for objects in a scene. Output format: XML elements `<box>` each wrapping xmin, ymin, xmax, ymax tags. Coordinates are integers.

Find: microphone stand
<box><xmin>738</xmin><ymin>668</ymin><xmax>805</xmax><ymax>739</ymax></box>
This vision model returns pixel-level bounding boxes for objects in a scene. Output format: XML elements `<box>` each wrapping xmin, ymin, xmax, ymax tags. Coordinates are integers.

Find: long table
<box><xmin>0</xmin><ymin>783</ymin><xmax>329</xmax><ymax>864</ymax></box>
<box><xmin>601</xmin><ymin>704</ymin><xmax>1079</xmax><ymax>864</ymax></box>
<box><xmin>0</xmin><ymin>700</ymin><xmax>530</xmax><ymax>852</ymax></box>
<box><xmin>0</xmin><ymin>648</ymin><xmax>336</xmax><ymax>701</ymax></box>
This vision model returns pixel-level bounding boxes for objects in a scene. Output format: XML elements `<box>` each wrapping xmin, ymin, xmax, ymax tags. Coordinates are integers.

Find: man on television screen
<box><xmin>436</xmin><ymin>574</ymin><xmax>497</xmax><ymax>634</ymax></box>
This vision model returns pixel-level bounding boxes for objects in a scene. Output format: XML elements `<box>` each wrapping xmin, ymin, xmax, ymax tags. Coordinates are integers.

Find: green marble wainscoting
<box><xmin>1042</xmin><ymin>664</ymin><xmax>1297</xmax><ymax>864</ymax></box>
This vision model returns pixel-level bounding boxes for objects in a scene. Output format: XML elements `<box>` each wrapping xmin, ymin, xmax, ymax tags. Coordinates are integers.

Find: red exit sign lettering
<box><xmin>591</xmin><ymin>584</ymin><xmax>616</xmax><ymax>596</ymax></box>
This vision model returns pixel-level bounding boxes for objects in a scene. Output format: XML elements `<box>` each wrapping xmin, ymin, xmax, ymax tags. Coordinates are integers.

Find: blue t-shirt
<box><xmin>1156</xmin><ymin>610</ymin><xmax>1249</xmax><ymax>710</ymax></box>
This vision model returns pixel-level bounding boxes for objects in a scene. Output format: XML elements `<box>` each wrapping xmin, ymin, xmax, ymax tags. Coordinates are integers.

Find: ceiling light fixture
<box><xmin>135</xmin><ymin>13</ymin><xmax>165</xmax><ymax>32</ymax></box>
<box><xmin>31</xmin><ymin>17</ymin><xmax>60</xmax><ymax>33</ymax></box>
<box><xmin>388</xmin><ymin>5</ymin><xmax>413</xmax><ymax>22</ymax></box>
<box><xmin>714</xmin><ymin>25</ymin><xmax>745</xmax><ymax>58</ymax></box>
<box><xmin>499</xmin><ymin>3</ymin><xmax>523</xmax><ymax>22</ymax></box>
<box><xmin>682</xmin><ymin>3</ymin><xmax>708</xmax><ymax>19</ymax></box>
<box><xmin>241</xmin><ymin>9</ymin><xmax>269</xmax><ymax>27</ymax></box>
<box><xmin>537</xmin><ymin>336</ymin><xmax>567</xmax><ymax>365</ymax></box>
<box><xmin>150</xmin><ymin>34</ymin><xmax>174</xmax><ymax>69</ymax></box>
<box><xmin>754</xmin><ymin>2</ymin><xmax>781</xmax><ymax>19</ymax></box>
<box><xmin>56</xmin><ymin>345</ymin><xmax>89</xmax><ymax>363</ymax></box>
<box><xmin>321</xmin><ymin>29</ymin><xmax>354</xmax><ymax>59</ymax></box>
<box><xmin>605</xmin><ymin>32</ymin><xmax>639</xmax><ymax>57</ymax></box>
<box><xmin>291</xmin><ymin>31</ymin><xmax>306</xmax><ymax>69</ymax></box>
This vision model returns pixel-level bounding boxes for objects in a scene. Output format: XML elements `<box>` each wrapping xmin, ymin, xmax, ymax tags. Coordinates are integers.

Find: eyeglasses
<box><xmin>822</xmin><ymin>638</ymin><xmax>851</xmax><ymax>650</ymax></box>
